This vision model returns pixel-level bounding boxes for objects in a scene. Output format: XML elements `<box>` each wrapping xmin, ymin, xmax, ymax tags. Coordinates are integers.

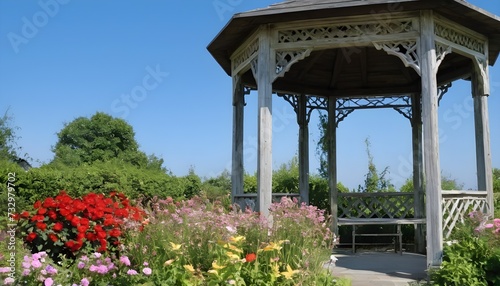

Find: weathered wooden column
<box><xmin>256</xmin><ymin>26</ymin><xmax>273</xmax><ymax>217</ymax></box>
<box><xmin>231</xmin><ymin>76</ymin><xmax>245</xmax><ymax>201</ymax></box>
<box><xmin>420</xmin><ymin>10</ymin><xmax>443</xmax><ymax>267</ymax></box>
<box><xmin>328</xmin><ymin>97</ymin><xmax>339</xmax><ymax>234</ymax></box>
<box><xmin>472</xmin><ymin>66</ymin><xmax>494</xmax><ymax>214</ymax></box>
<box><xmin>411</xmin><ymin>93</ymin><xmax>426</xmax><ymax>254</ymax></box>
<box><xmin>298</xmin><ymin>94</ymin><xmax>310</xmax><ymax>205</ymax></box>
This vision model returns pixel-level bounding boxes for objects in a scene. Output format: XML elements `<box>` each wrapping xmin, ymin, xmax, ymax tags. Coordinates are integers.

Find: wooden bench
<box><xmin>337</xmin><ymin>192</ymin><xmax>426</xmax><ymax>254</ymax></box>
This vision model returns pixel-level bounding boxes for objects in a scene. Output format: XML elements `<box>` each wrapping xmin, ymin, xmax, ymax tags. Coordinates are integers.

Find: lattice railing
<box><xmin>442</xmin><ymin>191</ymin><xmax>488</xmax><ymax>239</ymax></box>
<box><xmin>338</xmin><ymin>192</ymin><xmax>415</xmax><ymax>219</ymax></box>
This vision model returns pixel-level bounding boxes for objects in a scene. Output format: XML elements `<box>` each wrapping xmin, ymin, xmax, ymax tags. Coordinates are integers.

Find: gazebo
<box><xmin>207</xmin><ymin>0</ymin><xmax>500</xmax><ymax>267</ymax></box>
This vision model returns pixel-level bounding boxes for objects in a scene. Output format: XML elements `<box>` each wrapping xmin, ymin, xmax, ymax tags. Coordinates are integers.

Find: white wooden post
<box><xmin>412</xmin><ymin>93</ymin><xmax>426</xmax><ymax>254</ymax></box>
<box><xmin>232</xmin><ymin>76</ymin><xmax>244</xmax><ymax>200</ymax></box>
<box><xmin>298</xmin><ymin>94</ymin><xmax>310</xmax><ymax>205</ymax></box>
<box><xmin>256</xmin><ymin>26</ymin><xmax>273</xmax><ymax>217</ymax></box>
<box><xmin>328</xmin><ymin>98</ymin><xmax>338</xmax><ymax>234</ymax></box>
<box><xmin>472</xmin><ymin>69</ymin><xmax>494</xmax><ymax>214</ymax></box>
<box><xmin>420</xmin><ymin>10</ymin><xmax>443</xmax><ymax>267</ymax></box>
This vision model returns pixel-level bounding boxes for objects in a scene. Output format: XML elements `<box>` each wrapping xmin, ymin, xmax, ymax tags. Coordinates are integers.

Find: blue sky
<box><xmin>0</xmin><ymin>0</ymin><xmax>498</xmax><ymax>190</ymax></box>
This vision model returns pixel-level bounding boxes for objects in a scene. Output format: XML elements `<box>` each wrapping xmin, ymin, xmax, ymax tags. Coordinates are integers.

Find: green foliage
<box><xmin>441</xmin><ymin>174</ymin><xmax>464</xmax><ymax>190</ymax></box>
<box><xmin>272</xmin><ymin>157</ymin><xmax>299</xmax><ymax>193</ymax></box>
<box><xmin>358</xmin><ymin>138</ymin><xmax>395</xmax><ymax>193</ymax></box>
<box><xmin>430</xmin><ymin>212</ymin><xmax>500</xmax><ymax>286</ymax></box>
<box><xmin>0</xmin><ymin>111</ymin><xmax>21</xmax><ymax>161</ymax></box>
<box><xmin>51</xmin><ymin>112</ymin><xmax>164</xmax><ymax>171</ymax></box>
<box><xmin>493</xmin><ymin>168</ymin><xmax>500</xmax><ymax>193</ymax></box>
<box><xmin>5</xmin><ymin>160</ymin><xmax>196</xmax><ymax>207</ymax></box>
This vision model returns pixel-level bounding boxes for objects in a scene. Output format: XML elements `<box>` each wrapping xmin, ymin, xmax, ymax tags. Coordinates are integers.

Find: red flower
<box><xmin>26</xmin><ymin>232</ymin><xmax>37</xmax><ymax>242</ymax></box>
<box><xmin>30</xmin><ymin>215</ymin><xmax>44</xmax><ymax>222</ymax></box>
<box><xmin>98</xmin><ymin>239</ymin><xmax>107</xmax><ymax>252</ymax></box>
<box><xmin>77</xmin><ymin>224</ymin><xmax>88</xmax><ymax>233</ymax></box>
<box><xmin>47</xmin><ymin>210</ymin><xmax>57</xmax><ymax>220</ymax></box>
<box><xmin>245</xmin><ymin>253</ymin><xmax>257</xmax><ymax>263</ymax></box>
<box><xmin>109</xmin><ymin>228</ymin><xmax>121</xmax><ymax>237</ymax></box>
<box><xmin>85</xmin><ymin>232</ymin><xmax>97</xmax><ymax>241</ymax></box>
<box><xmin>36</xmin><ymin>222</ymin><xmax>47</xmax><ymax>231</ymax></box>
<box><xmin>71</xmin><ymin>216</ymin><xmax>80</xmax><ymax>227</ymax></box>
<box><xmin>53</xmin><ymin>222</ymin><xmax>63</xmax><ymax>232</ymax></box>
<box><xmin>43</xmin><ymin>197</ymin><xmax>57</xmax><ymax>208</ymax></box>
<box><xmin>49</xmin><ymin>233</ymin><xmax>58</xmax><ymax>242</ymax></box>
<box><xmin>33</xmin><ymin>200</ymin><xmax>42</xmax><ymax>209</ymax></box>
<box><xmin>20</xmin><ymin>211</ymin><xmax>30</xmax><ymax>218</ymax></box>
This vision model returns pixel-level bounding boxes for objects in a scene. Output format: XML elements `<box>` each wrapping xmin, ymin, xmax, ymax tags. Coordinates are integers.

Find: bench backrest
<box><xmin>338</xmin><ymin>192</ymin><xmax>415</xmax><ymax>219</ymax></box>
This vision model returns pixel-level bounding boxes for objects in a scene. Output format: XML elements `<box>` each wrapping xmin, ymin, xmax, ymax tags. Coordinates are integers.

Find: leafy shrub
<box><xmin>431</xmin><ymin>211</ymin><xmax>500</xmax><ymax>285</ymax></box>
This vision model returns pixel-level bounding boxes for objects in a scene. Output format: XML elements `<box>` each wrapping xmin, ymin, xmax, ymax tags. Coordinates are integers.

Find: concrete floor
<box><xmin>326</xmin><ymin>249</ymin><xmax>428</xmax><ymax>286</ymax></box>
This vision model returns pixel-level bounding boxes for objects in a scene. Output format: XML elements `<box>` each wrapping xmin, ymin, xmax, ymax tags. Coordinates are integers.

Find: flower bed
<box><xmin>1</xmin><ymin>192</ymin><xmax>347</xmax><ymax>285</ymax></box>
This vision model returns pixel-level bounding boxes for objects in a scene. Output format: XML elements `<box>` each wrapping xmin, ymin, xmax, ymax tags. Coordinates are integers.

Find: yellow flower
<box><xmin>164</xmin><ymin>259</ymin><xmax>175</xmax><ymax>266</ymax></box>
<box><xmin>170</xmin><ymin>242</ymin><xmax>182</xmax><ymax>251</ymax></box>
<box><xmin>227</xmin><ymin>244</ymin><xmax>243</xmax><ymax>253</ymax></box>
<box><xmin>281</xmin><ymin>264</ymin><xmax>300</xmax><ymax>280</ymax></box>
<box><xmin>212</xmin><ymin>261</ymin><xmax>226</xmax><ymax>270</ymax></box>
<box><xmin>183</xmin><ymin>264</ymin><xmax>195</xmax><ymax>273</ymax></box>
<box><xmin>207</xmin><ymin>269</ymin><xmax>218</xmax><ymax>276</ymax></box>
<box><xmin>225</xmin><ymin>251</ymin><xmax>241</xmax><ymax>260</ymax></box>
<box><xmin>229</xmin><ymin>236</ymin><xmax>245</xmax><ymax>243</ymax></box>
<box><xmin>271</xmin><ymin>263</ymin><xmax>281</xmax><ymax>278</ymax></box>
<box><xmin>262</xmin><ymin>242</ymin><xmax>282</xmax><ymax>252</ymax></box>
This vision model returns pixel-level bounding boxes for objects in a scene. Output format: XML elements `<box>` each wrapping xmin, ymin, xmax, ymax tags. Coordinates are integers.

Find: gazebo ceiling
<box><xmin>208</xmin><ymin>0</ymin><xmax>500</xmax><ymax>86</ymax></box>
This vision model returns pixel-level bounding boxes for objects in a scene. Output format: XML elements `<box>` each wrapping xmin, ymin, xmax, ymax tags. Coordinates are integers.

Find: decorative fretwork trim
<box><xmin>434</xmin><ymin>21</ymin><xmax>485</xmax><ymax>54</ymax></box>
<box><xmin>438</xmin><ymin>83</ymin><xmax>452</xmax><ymax>105</ymax></box>
<box><xmin>277</xmin><ymin>20</ymin><xmax>415</xmax><ymax>44</ymax></box>
<box><xmin>278</xmin><ymin>93</ymin><xmax>327</xmax><ymax>124</ymax></box>
<box><xmin>373</xmin><ymin>40</ymin><xmax>420</xmax><ymax>76</ymax></box>
<box><xmin>250</xmin><ymin>58</ymin><xmax>258</xmax><ymax>82</ymax></box>
<box><xmin>232</xmin><ymin>39</ymin><xmax>259</xmax><ymax>76</ymax></box>
<box><xmin>435</xmin><ymin>42</ymin><xmax>452</xmax><ymax>72</ymax></box>
<box><xmin>274</xmin><ymin>49</ymin><xmax>312</xmax><ymax>81</ymax></box>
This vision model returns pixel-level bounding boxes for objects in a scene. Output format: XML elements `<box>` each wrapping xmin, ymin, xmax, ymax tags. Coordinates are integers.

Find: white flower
<box><xmin>329</xmin><ymin>255</ymin><xmax>338</xmax><ymax>264</ymax></box>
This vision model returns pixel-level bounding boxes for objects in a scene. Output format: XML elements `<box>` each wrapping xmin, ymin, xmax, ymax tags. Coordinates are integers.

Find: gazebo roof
<box><xmin>208</xmin><ymin>0</ymin><xmax>500</xmax><ymax>78</ymax></box>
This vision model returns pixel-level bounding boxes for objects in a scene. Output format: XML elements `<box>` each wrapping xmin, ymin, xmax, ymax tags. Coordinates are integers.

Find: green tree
<box><xmin>358</xmin><ymin>138</ymin><xmax>395</xmax><ymax>193</ymax></box>
<box><xmin>51</xmin><ymin>112</ymin><xmax>164</xmax><ymax>171</ymax></box>
<box><xmin>272</xmin><ymin>156</ymin><xmax>299</xmax><ymax>193</ymax></box>
<box><xmin>0</xmin><ymin>111</ymin><xmax>20</xmax><ymax>161</ymax></box>
<box><xmin>493</xmin><ymin>168</ymin><xmax>500</xmax><ymax>193</ymax></box>
<box><xmin>399</xmin><ymin>174</ymin><xmax>464</xmax><ymax>192</ymax></box>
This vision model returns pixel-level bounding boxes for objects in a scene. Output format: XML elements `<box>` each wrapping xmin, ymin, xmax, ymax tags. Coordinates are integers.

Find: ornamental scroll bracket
<box><xmin>373</xmin><ymin>40</ymin><xmax>421</xmax><ymax>76</ymax></box>
<box><xmin>435</xmin><ymin>43</ymin><xmax>452</xmax><ymax>73</ymax></box>
<box><xmin>278</xmin><ymin>93</ymin><xmax>327</xmax><ymax>124</ymax></box>
<box><xmin>274</xmin><ymin>49</ymin><xmax>312</xmax><ymax>82</ymax></box>
<box><xmin>438</xmin><ymin>83</ymin><xmax>452</xmax><ymax>105</ymax></box>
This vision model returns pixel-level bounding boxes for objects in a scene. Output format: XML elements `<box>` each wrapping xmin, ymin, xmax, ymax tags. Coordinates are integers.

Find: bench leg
<box><xmin>397</xmin><ymin>224</ymin><xmax>403</xmax><ymax>255</ymax></box>
<box><xmin>352</xmin><ymin>225</ymin><xmax>356</xmax><ymax>254</ymax></box>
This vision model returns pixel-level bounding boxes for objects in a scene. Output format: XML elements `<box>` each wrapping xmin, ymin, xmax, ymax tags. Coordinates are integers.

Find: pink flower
<box><xmin>44</xmin><ymin>277</ymin><xmax>54</xmax><ymax>286</ymax></box>
<box><xmin>4</xmin><ymin>277</ymin><xmax>15</xmax><ymax>285</ymax></box>
<box><xmin>119</xmin><ymin>256</ymin><xmax>131</xmax><ymax>266</ymax></box>
<box><xmin>81</xmin><ymin>278</ymin><xmax>90</xmax><ymax>286</ymax></box>
<box><xmin>45</xmin><ymin>265</ymin><xmax>58</xmax><ymax>275</ymax></box>
<box><xmin>0</xmin><ymin>267</ymin><xmax>11</xmax><ymax>273</ymax></box>
<box><xmin>31</xmin><ymin>260</ymin><xmax>42</xmax><ymax>268</ymax></box>
<box><xmin>77</xmin><ymin>262</ymin><xmax>86</xmax><ymax>269</ymax></box>
<box><xmin>485</xmin><ymin>223</ymin><xmax>494</xmax><ymax>229</ymax></box>
<box><xmin>127</xmin><ymin>269</ymin><xmax>138</xmax><ymax>275</ymax></box>
<box><xmin>142</xmin><ymin>267</ymin><xmax>152</xmax><ymax>275</ymax></box>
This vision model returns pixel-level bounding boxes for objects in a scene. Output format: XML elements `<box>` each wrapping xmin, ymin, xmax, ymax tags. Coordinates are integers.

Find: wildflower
<box><xmin>46</xmin><ymin>265</ymin><xmax>58</xmax><ymax>275</ymax></box>
<box><xmin>4</xmin><ymin>277</ymin><xmax>15</xmax><ymax>285</ymax></box>
<box><xmin>245</xmin><ymin>253</ymin><xmax>257</xmax><ymax>263</ymax></box>
<box><xmin>281</xmin><ymin>265</ymin><xmax>300</xmax><ymax>280</ymax></box>
<box><xmin>142</xmin><ymin>267</ymin><xmax>152</xmax><ymax>275</ymax></box>
<box><xmin>212</xmin><ymin>261</ymin><xmax>226</xmax><ymax>269</ymax></box>
<box><xmin>184</xmin><ymin>264</ymin><xmax>195</xmax><ymax>273</ymax></box>
<box><xmin>119</xmin><ymin>256</ymin><xmax>131</xmax><ymax>266</ymax></box>
<box><xmin>31</xmin><ymin>259</ymin><xmax>43</xmax><ymax>268</ymax></box>
<box><xmin>80</xmin><ymin>278</ymin><xmax>90</xmax><ymax>286</ymax></box>
<box><xmin>170</xmin><ymin>242</ymin><xmax>182</xmax><ymax>251</ymax></box>
<box><xmin>164</xmin><ymin>259</ymin><xmax>175</xmax><ymax>266</ymax></box>
<box><xmin>44</xmin><ymin>277</ymin><xmax>54</xmax><ymax>286</ymax></box>
<box><xmin>0</xmin><ymin>267</ymin><xmax>10</xmax><ymax>273</ymax></box>
<box><xmin>127</xmin><ymin>269</ymin><xmax>138</xmax><ymax>275</ymax></box>
<box><xmin>229</xmin><ymin>236</ymin><xmax>245</xmax><ymax>243</ymax></box>
<box><xmin>77</xmin><ymin>262</ymin><xmax>86</xmax><ymax>269</ymax></box>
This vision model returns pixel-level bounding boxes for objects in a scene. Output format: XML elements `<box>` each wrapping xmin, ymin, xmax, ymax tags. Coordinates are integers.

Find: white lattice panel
<box><xmin>442</xmin><ymin>193</ymin><xmax>488</xmax><ymax>238</ymax></box>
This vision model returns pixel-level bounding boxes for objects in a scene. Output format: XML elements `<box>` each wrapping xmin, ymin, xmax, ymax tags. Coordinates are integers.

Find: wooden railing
<box><xmin>338</xmin><ymin>192</ymin><xmax>416</xmax><ymax>219</ymax></box>
<box><xmin>442</xmin><ymin>190</ymin><xmax>488</xmax><ymax>238</ymax></box>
